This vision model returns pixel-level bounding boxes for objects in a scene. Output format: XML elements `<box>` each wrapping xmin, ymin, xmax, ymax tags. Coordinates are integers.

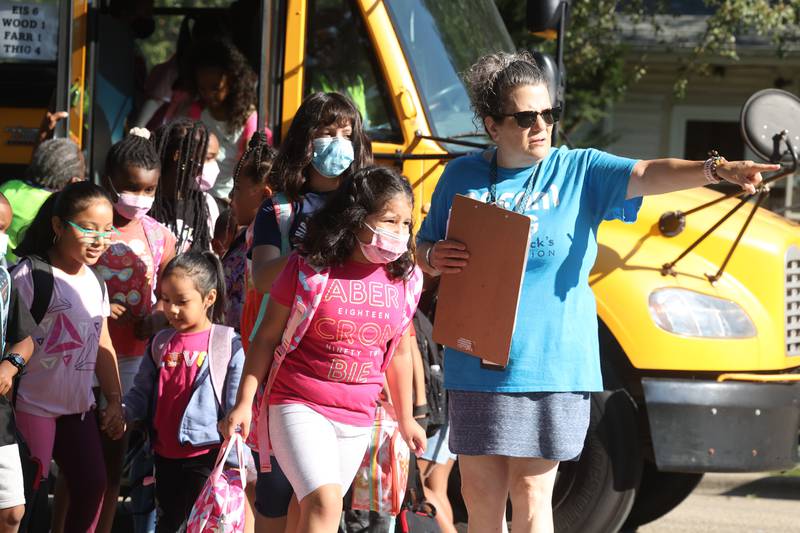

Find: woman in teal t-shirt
<box><xmin>416</xmin><ymin>52</ymin><xmax>778</xmax><ymax>533</ymax></box>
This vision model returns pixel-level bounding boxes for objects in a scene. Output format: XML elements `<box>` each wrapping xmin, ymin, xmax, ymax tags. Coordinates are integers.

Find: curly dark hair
<box><xmin>301</xmin><ymin>166</ymin><xmax>415</xmax><ymax>281</ymax></box>
<box><xmin>191</xmin><ymin>37</ymin><xmax>257</xmax><ymax>131</ymax></box>
<box><xmin>268</xmin><ymin>92</ymin><xmax>373</xmax><ymax>202</ymax></box>
<box><xmin>462</xmin><ymin>51</ymin><xmax>545</xmax><ymax>125</ymax></box>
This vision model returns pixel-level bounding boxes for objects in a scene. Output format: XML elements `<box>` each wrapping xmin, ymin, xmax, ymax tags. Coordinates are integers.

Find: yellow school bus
<box><xmin>2</xmin><ymin>1</ymin><xmax>798</xmax><ymax>531</ymax></box>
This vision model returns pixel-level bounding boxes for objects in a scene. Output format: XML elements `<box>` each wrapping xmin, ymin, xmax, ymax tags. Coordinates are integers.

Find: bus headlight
<box><xmin>648</xmin><ymin>288</ymin><xmax>756</xmax><ymax>338</ymax></box>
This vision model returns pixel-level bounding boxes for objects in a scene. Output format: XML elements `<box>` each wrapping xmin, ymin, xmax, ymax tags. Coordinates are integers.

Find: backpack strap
<box><xmin>87</xmin><ymin>266</ymin><xmax>107</xmax><ymax>301</ymax></box>
<box><xmin>22</xmin><ymin>256</ymin><xmax>53</xmax><ymax>326</ymax></box>
<box><xmin>257</xmin><ymin>254</ymin><xmax>329</xmax><ymax>471</ymax></box>
<box><xmin>14</xmin><ymin>256</ymin><xmax>109</xmax><ymax>325</ymax></box>
<box><xmin>381</xmin><ymin>266</ymin><xmax>424</xmax><ymax>372</ymax></box>
<box><xmin>140</xmin><ymin>217</ymin><xmax>167</xmax><ymax>304</ymax></box>
<box><xmin>271</xmin><ymin>193</ymin><xmax>295</xmax><ymax>255</ymax></box>
<box><xmin>150</xmin><ymin>328</ymin><xmax>176</xmax><ymax>367</ymax></box>
<box><xmin>140</xmin><ymin>216</ymin><xmax>166</xmax><ymax>274</ymax></box>
<box><xmin>207</xmin><ymin>324</ymin><xmax>234</xmax><ymax>407</ymax></box>
<box><xmin>0</xmin><ymin>267</ymin><xmax>11</xmax><ymax>355</ymax></box>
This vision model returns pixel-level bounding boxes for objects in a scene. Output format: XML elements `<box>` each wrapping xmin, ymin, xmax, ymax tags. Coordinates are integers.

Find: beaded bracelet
<box><xmin>703</xmin><ymin>151</ymin><xmax>724</xmax><ymax>184</ymax></box>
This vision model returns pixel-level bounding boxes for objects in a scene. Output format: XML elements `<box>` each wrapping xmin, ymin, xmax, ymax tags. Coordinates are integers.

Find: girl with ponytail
<box><xmin>121</xmin><ymin>251</ymin><xmax>244</xmax><ymax>532</ymax></box>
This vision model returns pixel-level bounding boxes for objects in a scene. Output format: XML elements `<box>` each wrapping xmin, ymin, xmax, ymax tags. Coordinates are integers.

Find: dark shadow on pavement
<box><xmin>722</xmin><ymin>475</ymin><xmax>800</xmax><ymax>501</ymax></box>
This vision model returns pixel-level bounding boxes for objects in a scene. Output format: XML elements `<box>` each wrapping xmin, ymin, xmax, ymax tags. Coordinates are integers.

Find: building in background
<box><xmin>606</xmin><ymin>2</ymin><xmax>800</xmax><ymax>217</ymax></box>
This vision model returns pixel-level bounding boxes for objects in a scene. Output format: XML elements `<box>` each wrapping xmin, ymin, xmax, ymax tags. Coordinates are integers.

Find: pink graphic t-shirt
<box><xmin>269</xmin><ymin>254</ymin><xmax>407</xmax><ymax>427</ymax></box>
<box><xmin>98</xmin><ymin>217</ymin><xmax>176</xmax><ymax>358</ymax></box>
<box><xmin>12</xmin><ymin>259</ymin><xmax>111</xmax><ymax>417</ymax></box>
<box><xmin>152</xmin><ymin>328</ymin><xmax>215</xmax><ymax>459</ymax></box>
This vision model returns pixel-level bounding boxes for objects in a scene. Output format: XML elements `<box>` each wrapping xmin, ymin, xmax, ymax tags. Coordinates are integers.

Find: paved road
<box><xmin>454</xmin><ymin>472</ymin><xmax>800</xmax><ymax>532</ymax></box>
<box><xmin>638</xmin><ymin>472</ymin><xmax>800</xmax><ymax>533</ymax></box>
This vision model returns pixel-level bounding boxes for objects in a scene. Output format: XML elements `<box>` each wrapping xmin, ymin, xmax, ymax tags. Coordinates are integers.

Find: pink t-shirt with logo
<box><xmin>269</xmin><ymin>254</ymin><xmax>407</xmax><ymax>427</ymax></box>
<box><xmin>152</xmin><ymin>328</ymin><xmax>215</xmax><ymax>458</ymax></box>
<box><xmin>12</xmin><ymin>259</ymin><xmax>111</xmax><ymax>417</ymax></box>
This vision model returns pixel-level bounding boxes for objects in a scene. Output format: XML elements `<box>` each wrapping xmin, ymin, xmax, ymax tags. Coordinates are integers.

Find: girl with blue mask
<box><xmin>238</xmin><ymin>92</ymin><xmax>372</xmax><ymax>533</ymax></box>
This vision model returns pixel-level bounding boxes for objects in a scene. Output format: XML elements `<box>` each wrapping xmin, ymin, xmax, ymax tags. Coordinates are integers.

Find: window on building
<box><xmin>683</xmin><ymin>120</ymin><xmax>744</xmax><ymax>161</ymax></box>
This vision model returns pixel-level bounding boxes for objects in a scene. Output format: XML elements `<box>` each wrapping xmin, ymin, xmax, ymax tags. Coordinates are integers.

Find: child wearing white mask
<box><xmin>95</xmin><ymin>128</ymin><xmax>178</xmax><ymax>531</ymax></box>
<box><xmin>199</xmin><ymin>132</ymin><xmax>222</xmax><ymax>236</ymax></box>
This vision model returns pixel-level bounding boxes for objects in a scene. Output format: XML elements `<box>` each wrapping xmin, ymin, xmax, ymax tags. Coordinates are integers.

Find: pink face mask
<box><xmin>196</xmin><ymin>159</ymin><xmax>220</xmax><ymax>192</ymax></box>
<box><xmin>359</xmin><ymin>223</ymin><xmax>409</xmax><ymax>264</ymax></box>
<box><xmin>110</xmin><ymin>182</ymin><xmax>154</xmax><ymax>220</ymax></box>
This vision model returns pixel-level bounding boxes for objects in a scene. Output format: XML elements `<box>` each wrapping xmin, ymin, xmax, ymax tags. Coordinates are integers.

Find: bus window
<box><xmin>0</xmin><ymin>1</ymin><xmax>59</xmax><ymax>64</ymax></box>
<box><xmin>0</xmin><ymin>0</ymin><xmax>60</xmax><ymax>173</ymax></box>
<box><xmin>305</xmin><ymin>0</ymin><xmax>401</xmax><ymax>143</ymax></box>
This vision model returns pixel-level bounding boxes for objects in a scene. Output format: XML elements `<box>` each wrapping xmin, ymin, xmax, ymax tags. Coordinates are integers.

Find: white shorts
<box><xmin>0</xmin><ymin>444</ymin><xmax>25</xmax><ymax>509</ymax></box>
<box><xmin>269</xmin><ymin>403</ymin><xmax>372</xmax><ymax>501</ymax></box>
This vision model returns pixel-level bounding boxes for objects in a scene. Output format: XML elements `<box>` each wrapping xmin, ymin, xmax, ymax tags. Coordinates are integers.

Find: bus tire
<box><xmin>621</xmin><ymin>461</ymin><xmax>703</xmax><ymax>529</ymax></box>
<box><xmin>553</xmin><ymin>390</ymin><xmax>642</xmax><ymax>533</ymax></box>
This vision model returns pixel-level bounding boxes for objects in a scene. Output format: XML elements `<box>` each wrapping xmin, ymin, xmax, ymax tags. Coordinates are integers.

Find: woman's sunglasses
<box><xmin>500</xmin><ymin>106</ymin><xmax>562</xmax><ymax>128</ymax></box>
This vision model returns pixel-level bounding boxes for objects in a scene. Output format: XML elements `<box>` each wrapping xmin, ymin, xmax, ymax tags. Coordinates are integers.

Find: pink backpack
<box><xmin>186</xmin><ymin>434</ymin><xmax>247</xmax><ymax>533</ymax></box>
<box><xmin>253</xmin><ymin>253</ymin><xmax>423</xmax><ymax>471</ymax></box>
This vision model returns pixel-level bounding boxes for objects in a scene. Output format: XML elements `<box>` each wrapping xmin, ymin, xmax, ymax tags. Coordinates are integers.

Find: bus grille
<box><xmin>786</xmin><ymin>246</ymin><xmax>800</xmax><ymax>356</ymax></box>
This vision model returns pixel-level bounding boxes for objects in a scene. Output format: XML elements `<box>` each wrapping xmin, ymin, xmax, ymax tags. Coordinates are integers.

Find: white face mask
<box><xmin>0</xmin><ymin>233</ymin><xmax>8</xmax><ymax>258</ymax></box>
<box><xmin>196</xmin><ymin>160</ymin><xmax>220</xmax><ymax>192</ymax></box>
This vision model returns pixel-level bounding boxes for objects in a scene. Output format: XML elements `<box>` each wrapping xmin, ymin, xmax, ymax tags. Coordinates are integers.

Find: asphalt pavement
<box><xmin>453</xmin><ymin>472</ymin><xmax>800</xmax><ymax>532</ymax></box>
<box><xmin>638</xmin><ymin>472</ymin><xmax>800</xmax><ymax>532</ymax></box>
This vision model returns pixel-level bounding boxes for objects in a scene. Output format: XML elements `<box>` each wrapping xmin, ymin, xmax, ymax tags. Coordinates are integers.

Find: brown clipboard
<box><xmin>432</xmin><ymin>194</ymin><xmax>531</xmax><ymax>367</ymax></box>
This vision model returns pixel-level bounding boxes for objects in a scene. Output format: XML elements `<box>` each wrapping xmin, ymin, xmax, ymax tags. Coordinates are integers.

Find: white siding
<box><xmin>605</xmin><ymin>62</ymin><xmax>800</xmax><ymax>160</ymax></box>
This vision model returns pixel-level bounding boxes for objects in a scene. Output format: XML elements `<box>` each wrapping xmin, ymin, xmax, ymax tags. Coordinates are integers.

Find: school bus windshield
<box><xmin>384</xmin><ymin>0</ymin><xmax>514</xmax><ymax>140</ymax></box>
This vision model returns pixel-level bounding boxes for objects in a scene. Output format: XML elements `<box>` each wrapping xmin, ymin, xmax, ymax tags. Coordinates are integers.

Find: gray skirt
<box><xmin>448</xmin><ymin>390</ymin><xmax>590</xmax><ymax>461</ymax></box>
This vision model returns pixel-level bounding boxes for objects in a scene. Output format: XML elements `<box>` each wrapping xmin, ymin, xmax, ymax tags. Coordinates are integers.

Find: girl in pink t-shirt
<box><xmin>223</xmin><ymin>166</ymin><xmax>426</xmax><ymax>532</ymax></box>
<box><xmin>11</xmin><ymin>181</ymin><xmax>124</xmax><ymax>533</ymax></box>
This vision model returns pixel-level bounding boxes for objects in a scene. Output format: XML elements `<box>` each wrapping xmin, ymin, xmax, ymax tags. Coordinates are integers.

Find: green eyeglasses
<box><xmin>500</xmin><ymin>106</ymin><xmax>562</xmax><ymax>128</ymax></box>
<box><xmin>66</xmin><ymin>221</ymin><xmax>120</xmax><ymax>242</ymax></box>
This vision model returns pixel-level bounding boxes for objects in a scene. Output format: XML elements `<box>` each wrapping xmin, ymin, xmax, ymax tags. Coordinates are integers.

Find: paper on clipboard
<box><xmin>432</xmin><ymin>194</ymin><xmax>531</xmax><ymax>367</ymax></box>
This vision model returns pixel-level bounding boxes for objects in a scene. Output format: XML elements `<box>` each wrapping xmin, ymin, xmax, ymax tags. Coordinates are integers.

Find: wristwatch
<box><xmin>1</xmin><ymin>353</ymin><xmax>25</xmax><ymax>375</ymax></box>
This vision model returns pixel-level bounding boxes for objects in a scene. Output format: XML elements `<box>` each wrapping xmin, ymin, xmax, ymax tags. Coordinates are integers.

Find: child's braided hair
<box><xmin>152</xmin><ymin>119</ymin><xmax>211</xmax><ymax>252</ymax></box>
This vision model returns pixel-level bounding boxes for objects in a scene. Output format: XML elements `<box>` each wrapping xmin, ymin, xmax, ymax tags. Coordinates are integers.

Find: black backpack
<box><xmin>395</xmin><ymin>455</ymin><xmax>442</xmax><ymax>533</ymax></box>
<box><xmin>412</xmin><ymin>309</ymin><xmax>446</xmax><ymax>437</ymax></box>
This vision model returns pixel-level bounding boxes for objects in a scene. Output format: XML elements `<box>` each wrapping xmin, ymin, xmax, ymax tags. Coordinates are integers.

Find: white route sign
<box><xmin>0</xmin><ymin>2</ymin><xmax>58</xmax><ymax>61</ymax></box>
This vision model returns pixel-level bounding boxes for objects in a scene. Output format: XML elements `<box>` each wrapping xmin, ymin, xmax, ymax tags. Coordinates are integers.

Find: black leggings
<box><xmin>153</xmin><ymin>451</ymin><xmax>217</xmax><ymax>533</ymax></box>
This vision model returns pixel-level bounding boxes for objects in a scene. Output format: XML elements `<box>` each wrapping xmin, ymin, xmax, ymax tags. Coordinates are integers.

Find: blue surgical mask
<box><xmin>311</xmin><ymin>137</ymin><xmax>355</xmax><ymax>178</ymax></box>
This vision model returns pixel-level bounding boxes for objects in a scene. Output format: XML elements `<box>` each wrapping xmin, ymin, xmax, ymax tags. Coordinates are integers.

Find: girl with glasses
<box><xmin>11</xmin><ymin>181</ymin><xmax>123</xmax><ymax>533</ymax></box>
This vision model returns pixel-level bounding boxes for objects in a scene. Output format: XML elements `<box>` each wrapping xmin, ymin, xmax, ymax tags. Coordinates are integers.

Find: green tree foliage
<box><xmin>137</xmin><ymin>0</ymin><xmax>230</xmax><ymax>68</ymax></box>
<box><xmin>494</xmin><ymin>0</ymin><xmax>800</xmax><ymax>146</ymax></box>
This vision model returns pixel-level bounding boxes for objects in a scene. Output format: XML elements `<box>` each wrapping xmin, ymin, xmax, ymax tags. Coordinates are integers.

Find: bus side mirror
<box><xmin>530</xmin><ymin>51</ymin><xmax>561</xmax><ymax>110</ymax></box>
<box><xmin>527</xmin><ymin>0</ymin><xmax>569</xmax><ymax>38</ymax></box>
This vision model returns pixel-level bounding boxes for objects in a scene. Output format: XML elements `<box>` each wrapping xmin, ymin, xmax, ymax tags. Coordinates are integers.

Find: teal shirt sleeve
<box><xmin>584</xmin><ymin>149</ymin><xmax>642</xmax><ymax>224</ymax></box>
<box><xmin>417</xmin><ymin>163</ymin><xmax>457</xmax><ymax>244</ymax></box>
